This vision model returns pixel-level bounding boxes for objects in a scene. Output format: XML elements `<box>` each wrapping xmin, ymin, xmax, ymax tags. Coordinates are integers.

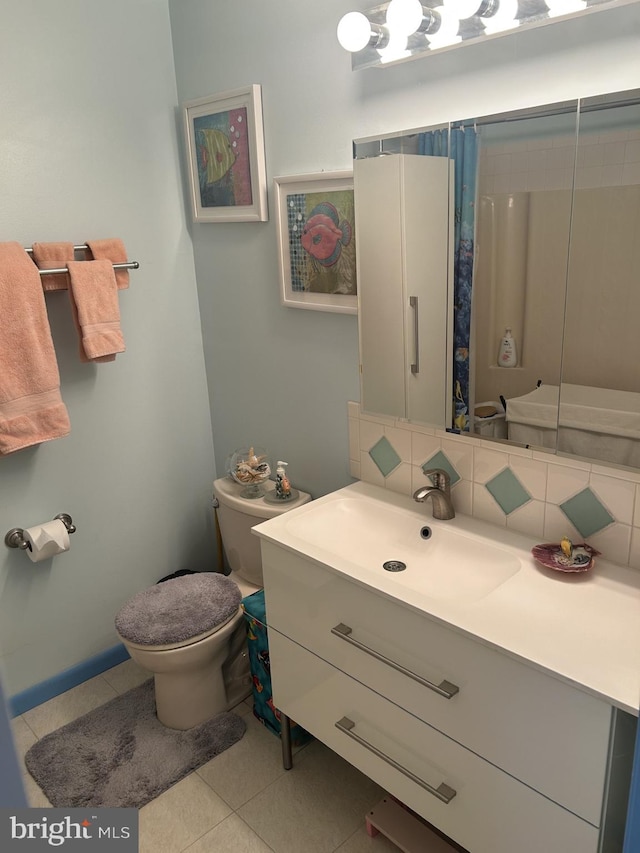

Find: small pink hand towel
<box><xmin>67</xmin><ymin>260</ymin><xmax>126</xmax><ymax>363</ymax></box>
<box><xmin>86</xmin><ymin>238</ymin><xmax>130</xmax><ymax>289</ymax></box>
<box><xmin>31</xmin><ymin>242</ymin><xmax>75</xmax><ymax>292</ymax></box>
<box><xmin>0</xmin><ymin>242</ymin><xmax>70</xmax><ymax>454</ymax></box>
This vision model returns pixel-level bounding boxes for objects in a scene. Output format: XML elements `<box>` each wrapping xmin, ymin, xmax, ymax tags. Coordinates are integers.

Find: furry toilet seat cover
<box><xmin>115</xmin><ymin>573</ymin><xmax>242</xmax><ymax>646</ymax></box>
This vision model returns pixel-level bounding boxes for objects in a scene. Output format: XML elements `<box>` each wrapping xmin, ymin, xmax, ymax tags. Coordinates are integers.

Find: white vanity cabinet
<box><xmin>261</xmin><ymin>540</ymin><xmax>626</xmax><ymax>853</ymax></box>
<box><xmin>354</xmin><ymin>154</ymin><xmax>452</xmax><ymax>426</ymax></box>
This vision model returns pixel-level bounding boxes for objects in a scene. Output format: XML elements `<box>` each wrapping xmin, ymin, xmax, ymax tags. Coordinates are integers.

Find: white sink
<box><xmin>284</xmin><ymin>495</ymin><xmax>521</xmax><ymax>603</ymax></box>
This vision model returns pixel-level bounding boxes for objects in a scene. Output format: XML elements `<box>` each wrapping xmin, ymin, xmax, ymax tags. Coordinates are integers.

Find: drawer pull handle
<box><xmin>335</xmin><ymin>716</ymin><xmax>457</xmax><ymax>804</ymax></box>
<box><xmin>331</xmin><ymin>623</ymin><xmax>459</xmax><ymax>700</ymax></box>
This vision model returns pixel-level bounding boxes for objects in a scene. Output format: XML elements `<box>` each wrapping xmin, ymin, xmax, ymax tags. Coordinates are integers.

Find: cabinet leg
<box><xmin>365</xmin><ymin>816</ymin><xmax>379</xmax><ymax>838</ymax></box>
<box><xmin>281</xmin><ymin>712</ymin><xmax>293</xmax><ymax>770</ymax></box>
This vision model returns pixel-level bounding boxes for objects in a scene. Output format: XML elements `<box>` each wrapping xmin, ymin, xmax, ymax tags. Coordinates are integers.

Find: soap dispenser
<box><xmin>497</xmin><ymin>328</ymin><xmax>517</xmax><ymax>368</ymax></box>
<box><xmin>275</xmin><ymin>461</ymin><xmax>292</xmax><ymax>500</ymax></box>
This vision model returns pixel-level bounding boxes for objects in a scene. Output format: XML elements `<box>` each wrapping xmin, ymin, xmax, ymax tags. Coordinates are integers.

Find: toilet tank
<box><xmin>212</xmin><ymin>477</ymin><xmax>311</xmax><ymax>586</ymax></box>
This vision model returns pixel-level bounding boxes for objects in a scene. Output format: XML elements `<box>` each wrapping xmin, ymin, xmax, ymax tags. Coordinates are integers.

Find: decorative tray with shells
<box><xmin>531</xmin><ymin>541</ymin><xmax>600</xmax><ymax>573</ymax></box>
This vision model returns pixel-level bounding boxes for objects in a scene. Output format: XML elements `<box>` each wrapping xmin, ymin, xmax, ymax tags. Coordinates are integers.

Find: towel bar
<box><xmin>38</xmin><ymin>261</ymin><xmax>139</xmax><ymax>276</ymax></box>
<box><xmin>24</xmin><ymin>245</ymin><xmax>139</xmax><ymax>276</ymax></box>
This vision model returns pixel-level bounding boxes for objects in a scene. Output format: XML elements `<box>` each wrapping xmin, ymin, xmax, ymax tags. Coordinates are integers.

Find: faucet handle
<box><xmin>423</xmin><ymin>468</ymin><xmax>451</xmax><ymax>492</ymax></box>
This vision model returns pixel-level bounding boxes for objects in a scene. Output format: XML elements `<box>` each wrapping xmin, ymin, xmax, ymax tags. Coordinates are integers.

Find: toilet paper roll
<box><xmin>23</xmin><ymin>519</ymin><xmax>70</xmax><ymax>563</ymax></box>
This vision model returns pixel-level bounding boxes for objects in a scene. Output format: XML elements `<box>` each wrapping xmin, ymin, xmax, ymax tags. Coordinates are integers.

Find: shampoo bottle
<box><xmin>275</xmin><ymin>461</ymin><xmax>292</xmax><ymax>500</ymax></box>
<box><xmin>497</xmin><ymin>328</ymin><xmax>517</xmax><ymax>368</ymax></box>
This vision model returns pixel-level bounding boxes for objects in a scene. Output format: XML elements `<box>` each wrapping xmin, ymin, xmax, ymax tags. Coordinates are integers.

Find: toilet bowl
<box><xmin>115</xmin><ymin>476</ymin><xmax>311</xmax><ymax>730</ymax></box>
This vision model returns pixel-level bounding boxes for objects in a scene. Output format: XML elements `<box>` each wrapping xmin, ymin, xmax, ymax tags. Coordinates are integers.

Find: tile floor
<box><xmin>11</xmin><ymin>659</ymin><xmax>402</xmax><ymax>853</ymax></box>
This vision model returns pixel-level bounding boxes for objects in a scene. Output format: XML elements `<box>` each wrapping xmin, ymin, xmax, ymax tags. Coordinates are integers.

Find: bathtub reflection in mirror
<box><xmin>354</xmin><ymin>88</ymin><xmax>640</xmax><ymax>470</ymax></box>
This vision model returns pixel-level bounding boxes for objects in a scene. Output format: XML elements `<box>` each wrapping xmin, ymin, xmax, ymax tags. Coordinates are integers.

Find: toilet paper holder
<box><xmin>4</xmin><ymin>514</ymin><xmax>77</xmax><ymax>551</ymax></box>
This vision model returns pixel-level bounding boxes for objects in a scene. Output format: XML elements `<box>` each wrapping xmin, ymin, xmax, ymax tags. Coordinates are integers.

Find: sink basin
<box><xmin>284</xmin><ymin>496</ymin><xmax>520</xmax><ymax>603</ymax></box>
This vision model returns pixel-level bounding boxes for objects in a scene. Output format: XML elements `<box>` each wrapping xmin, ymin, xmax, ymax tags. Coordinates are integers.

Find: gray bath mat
<box><xmin>24</xmin><ymin>679</ymin><xmax>246</xmax><ymax>809</ymax></box>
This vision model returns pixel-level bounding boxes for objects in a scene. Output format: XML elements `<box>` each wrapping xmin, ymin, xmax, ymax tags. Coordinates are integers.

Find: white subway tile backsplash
<box><xmin>359</xmin><ymin>419</ymin><xmax>384</xmax><ymax>452</ymax></box>
<box><xmin>384</xmin><ymin>426</ymin><xmax>412</xmax><ymax>462</ymax></box>
<box><xmin>546</xmin><ymin>464</ymin><xmax>590</xmax><ymax>504</ymax></box>
<box><xmin>411</xmin><ymin>431</ymin><xmax>442</xmax><ymax>466</ymax></box>
<box><xmin>474</xmin><ymin>447</ymin><xmax>509</xmax><ymax>484</ymax></box>
<box><xmin>441</xmin><ymin>437</ymin><xmax>474</xmax><ymax>481</ymax></box>
<box><xmin>509</xmin><ymin>456</ymin><xmax>548</xmax><ymax>501</ymax></box>
<box><xmin>385</xmin><ymin>462</ymin><xmax>412</xmax><ymax>495</ymax></box>
<box><xmin>589</xmin><ymin>523</ymin><xmax>632</xmax><ymax>567</ymax></box>
<box><xmin>506</xmin><ymin>499</ymin><xmax>545</xmax><ymax>538</ymax></box>
<box><xmin>473</xmin><ymin>483</ymin><xmax>507</xmax><ymax>527</ymax></box>
<box><xmin>347</xmin><ymin>395</ymin><xmax>640</xmax><ymax>571</ymax></box>
<box><xmin>348</xmin><ymin>418</ymin><xmax>360</xmax><ymax>462</ymax></box>
<box><xmin>589</xmin><ymin>473</ymin><xmax>636</xmax><ymax>526</ymax></box>
<box><xmin>359</xmin><ymin>450</ymin><xmax>385</xmax><ymax>486</ymax></box>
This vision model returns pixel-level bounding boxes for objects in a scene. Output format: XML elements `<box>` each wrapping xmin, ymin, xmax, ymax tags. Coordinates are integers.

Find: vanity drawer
<box><xmin>270</xmin><ymin>630</ymin><xmax>599</xmax><ymax>853</ymax></box>
<box><xmin>262</xmin><ymin>541</ymin><xmax>611</xmax><ymax>825</ymax></box>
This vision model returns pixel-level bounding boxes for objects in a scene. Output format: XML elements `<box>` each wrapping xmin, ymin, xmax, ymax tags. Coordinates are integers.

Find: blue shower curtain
<box><xmin>418</xmin><ymin>125</ymin><xmax>478</xmax><ymax>431</ymax></box>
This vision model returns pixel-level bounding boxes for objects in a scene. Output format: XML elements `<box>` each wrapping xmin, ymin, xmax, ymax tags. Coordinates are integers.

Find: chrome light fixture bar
<box><xmin>337</xmin><ymin>0</ymin><xmax>637</xmax><ymax>70</ymax></box>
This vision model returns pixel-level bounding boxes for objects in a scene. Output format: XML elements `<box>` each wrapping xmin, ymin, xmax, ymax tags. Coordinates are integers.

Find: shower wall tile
<box><xmin>347</xmin><ymin>402</ymin><xmax>640</xmax><ymax>572</ymax></box>
<box><xmin>481</xmin><ymin>127</ymin><xmax>640</xmax><ymax>194</ymax></box>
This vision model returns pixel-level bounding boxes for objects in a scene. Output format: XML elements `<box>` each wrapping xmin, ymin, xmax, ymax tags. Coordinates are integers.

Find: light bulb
<box><xmin>377</xmin><ymin>32</ymin><xmax>411</xmax><ymax>63</ymax></box>
<box><xmin>337</xmin><ymin>12</ymin><xmax>378</xmax><ymax>53</ymax></box>
<box><xmin>483</xmin><ymin>0</ymin><xmax>519</xmax><ymax>34</ymax></box>
<box><xmin>386</xmin><ymin>0</ymin><xmax>425</xmax><ymax>37</ymax></box>
<box><xmin>545</xmin><ymin>0</ymin><xmax>587</xmax><ymax>17</ymax></box>
<box><xmin>426</xmin><ymin>7</ymin><xmax>461</xmax><ymax>50</ymax></box>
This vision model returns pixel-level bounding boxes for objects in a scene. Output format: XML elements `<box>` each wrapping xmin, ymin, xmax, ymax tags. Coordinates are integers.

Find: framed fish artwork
<box><xmin>182</xmin><ymin>85</ymin><xmax>268</xmax><ymax>222</ymax></box>
<box><xmin>274</xmin><ymin>172</ymin><xmax>357</xmax><ymax>313</ymax></box>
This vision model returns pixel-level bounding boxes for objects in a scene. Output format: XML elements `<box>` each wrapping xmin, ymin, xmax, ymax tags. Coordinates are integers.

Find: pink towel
<box><xmin>31</xmin><ymin>242</ymin><xmax>75</xmax><ymax>292</ymax></box>
<box><xmin>86</xmin><ymin>238</ymin><xmax>130</xmax><ymax>290</ymax></box>
<box><xmin>0</xmin><ymin>242</ymin><xmax>70</xmax><ymax>454</ymax></box>
<box><xmin>67</xmin><ymin>260</ymin><xmax>125</xmax><ymax>363</ymax></box>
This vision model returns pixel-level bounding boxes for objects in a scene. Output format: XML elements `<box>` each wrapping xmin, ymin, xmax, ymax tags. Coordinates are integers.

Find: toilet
<box><xmin>114</xmin><ymin>475</ymin><xmax>310</xmax><ymax>730</ymax></box>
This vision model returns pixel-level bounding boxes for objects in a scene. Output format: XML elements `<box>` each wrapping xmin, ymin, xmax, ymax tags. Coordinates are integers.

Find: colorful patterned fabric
<box><xmin>242</xmin><ymin>590</ymin><xmax>312</xmax><ymax>746</ymax></box>
<box><xmin>418</xmin><ymin>125</ymin><xmax>478</xmax><ymax>431</ymax></box>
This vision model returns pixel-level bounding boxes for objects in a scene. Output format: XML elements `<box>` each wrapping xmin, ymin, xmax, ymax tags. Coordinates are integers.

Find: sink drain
<box><xmin>383</xmin><ymin>560</ymin><xmax>406</xmax><ymax>572</ymax></box>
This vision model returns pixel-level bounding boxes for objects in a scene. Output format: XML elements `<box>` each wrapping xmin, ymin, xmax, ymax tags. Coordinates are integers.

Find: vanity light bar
<box><xmin>337</xmin><ymin>0</ymin><xmax>638</xmax><ymax>70</ymax></box>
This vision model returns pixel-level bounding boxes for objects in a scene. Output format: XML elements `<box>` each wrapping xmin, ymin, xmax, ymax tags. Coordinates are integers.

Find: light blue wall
<box><xmin>168</xmin><ymin>0</ymin><xmax>640</xmax><ymax>501</ymax></box>
<box><xmin>0</xmin><ymin>0</ymin><xmax>218</xmax><ymax>696</ymax></box>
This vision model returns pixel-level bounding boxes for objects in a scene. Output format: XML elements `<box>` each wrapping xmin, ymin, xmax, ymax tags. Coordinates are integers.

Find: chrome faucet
<box><xmin>413</xmin><ymin>468</ymin><xmax>456</xmax><ymax>520</ymax></box>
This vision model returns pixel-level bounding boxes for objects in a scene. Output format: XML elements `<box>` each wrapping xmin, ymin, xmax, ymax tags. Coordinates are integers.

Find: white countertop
<box><xmin>253</xmin><ymin>481</ymin><xmax>640</xmax><ymax>715</ymax></box>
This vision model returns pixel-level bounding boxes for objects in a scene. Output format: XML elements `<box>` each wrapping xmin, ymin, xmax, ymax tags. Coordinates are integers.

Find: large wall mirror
<box><xmin>354</xmin><ymin>87</ymin><xmax>640</xmax><ymax>471</ymax></box>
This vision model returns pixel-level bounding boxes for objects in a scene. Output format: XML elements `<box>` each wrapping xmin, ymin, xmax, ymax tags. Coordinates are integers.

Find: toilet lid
<box><xmin>115</xmin><ymin>573</ymin><xmax>242</xmax><ymax>646</ymax></box>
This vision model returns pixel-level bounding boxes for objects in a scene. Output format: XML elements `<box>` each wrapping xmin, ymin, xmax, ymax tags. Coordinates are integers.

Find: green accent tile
<box><xmin>422</xmin><ymin>451</ymin><xmax>460</xmax><ymax>486</ymax></box>
<box><xmin>485</xmin><ymin>468</ymin><xmax>531</xmax><ymax>515</ymax></box>
<box><xmin>560</xmin><ymin>488</ymin><xmax>614</xmax><ymax>539</ymax></box>
<box><xmin>369</xmin><ymin>436</ymin><xmax>401</xmax><ymax>478</ymax></box>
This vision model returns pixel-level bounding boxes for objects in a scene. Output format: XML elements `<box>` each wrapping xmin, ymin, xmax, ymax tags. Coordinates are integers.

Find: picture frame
<box><xmin>182</xmin><ymin>85</ymin><xmax>268</xmax><ymax>223</ymax></box>
<box><xmin>274</xmin><ymin>172</ymin><xmax>357</xmax><ymax>314</ymax></box>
